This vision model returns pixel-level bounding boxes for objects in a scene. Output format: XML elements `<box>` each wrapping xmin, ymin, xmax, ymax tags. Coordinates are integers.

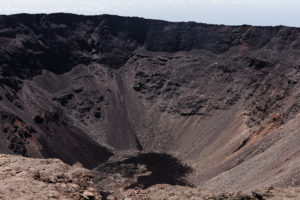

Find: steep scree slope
<box><xmin>0</xmin><ymin>13</ymin><xmax>299</xmax><ymax>192</ymax></box>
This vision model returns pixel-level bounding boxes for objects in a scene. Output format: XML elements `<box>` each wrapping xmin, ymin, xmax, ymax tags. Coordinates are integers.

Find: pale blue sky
<box><xmin>0</xmin><ymin>0</ymin><xmax>299</xmax><ymax>27</ymax></box>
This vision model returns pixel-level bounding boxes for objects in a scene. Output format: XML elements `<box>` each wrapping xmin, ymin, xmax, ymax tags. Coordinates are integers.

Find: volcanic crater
<box><xmin>0</xmin><ymin>13</ymin><xmax>299</xmax><ymax>199</ymax></box>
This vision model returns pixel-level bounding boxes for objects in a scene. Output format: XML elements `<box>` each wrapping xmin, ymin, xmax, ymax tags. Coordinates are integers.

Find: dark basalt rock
<box><xmin>94</xmin><ymin>112</ymin><xmax>101</xmax><ymax>119</ymax></box>
<box><xmin>0</xmin><ymin>112</ymin><xmax>37</xmax><ymax>157</ymax></box>
<box><xmin>53</xmin><ymin>94</ymin><xmax>74</xmax><ymax>107</ymax></box>
<box><xmin>34</xmin><ymin>115</ymin><xmax>44</xmax><ymax>124</ymax></box>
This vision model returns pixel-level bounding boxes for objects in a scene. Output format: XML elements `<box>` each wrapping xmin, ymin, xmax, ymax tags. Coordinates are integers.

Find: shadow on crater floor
<box><xmin>94</xmin><ymin>152</ymin><xmax>193</xmax><ymax>191</ymax></box>
<box><xmin>123</xmin><ymin>153</ymin><xmax>193</xmax><ymax>189</ymax></box>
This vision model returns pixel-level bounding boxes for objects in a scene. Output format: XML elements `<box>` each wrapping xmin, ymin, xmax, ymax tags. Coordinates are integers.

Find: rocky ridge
<box><xmin>0</xmin><ymin>154</ymin><xmax>101</xmax><ymax>200</ymax></box>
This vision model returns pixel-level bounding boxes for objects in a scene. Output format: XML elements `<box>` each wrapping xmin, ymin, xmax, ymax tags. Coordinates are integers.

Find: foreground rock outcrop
<box><xmin>0</xmin><ymin>154</ymin><xmax>299</xmax><ymax>200</ymax></box>
<box><xmin>0</xmin><ymin>154</ymin><xmax>100</xmax><ymax>200</ymax></box>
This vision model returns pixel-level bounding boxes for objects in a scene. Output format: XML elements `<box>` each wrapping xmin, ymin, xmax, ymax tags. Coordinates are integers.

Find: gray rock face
<box><xmin>0</xmin><ymin>13</ymin><xmax>299</xmax><ymax>196</ymax></box>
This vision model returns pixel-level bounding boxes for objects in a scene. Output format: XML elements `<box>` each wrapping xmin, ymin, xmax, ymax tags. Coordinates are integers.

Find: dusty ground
<box><xmin>0</xmin><ymin>154</ymin><xmax>299</xmax><ymax>200</ymax></box>
<box><xmin>121</xmin><ymin>184</ymin><xmax>300</xmax><ymax>200</ymax></box>
<box><xmin>0</xmin><ymin>154</ymin><xmax>100</xmax><ymax>200</ymax></box>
